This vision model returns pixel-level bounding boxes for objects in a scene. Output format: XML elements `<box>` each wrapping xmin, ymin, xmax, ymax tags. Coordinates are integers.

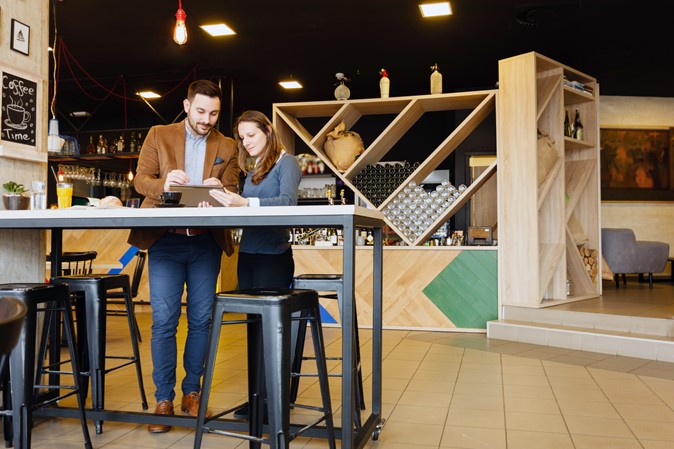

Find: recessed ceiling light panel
<box><xmin>200</xmin><ymin>23</ymin><xmax>237</xmax><ymax>36</ymax></box>
<box><xmin>138</xmin><ymin>91</ymin><xmax>161</xmax><ymax>99</ymax></box>
<box><xmin>70</xmin><ymin>111</ymin><xmax>91</xmax><ymax>118</ymax></box>
<box><xmin>419</xmin><ymin>2</ymin><xmax>452</xmax><ymax>17</ymax></box>
<box><xmin>279</xmin><ymin>81</ymin><xmax>303</xmax><ymax>89</ymax></box>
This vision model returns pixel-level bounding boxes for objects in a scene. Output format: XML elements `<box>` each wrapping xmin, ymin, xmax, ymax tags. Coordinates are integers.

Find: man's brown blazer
<box><xmin>127</xmin><ymin>120</ymin><xmax>240</xmax><ymax>255</ymax></box>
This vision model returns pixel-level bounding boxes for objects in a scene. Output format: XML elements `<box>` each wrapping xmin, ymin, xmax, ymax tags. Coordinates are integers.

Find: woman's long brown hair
<box><xmin>233</xmin><ymin>110</ymin><xmax>283</xmax><ymax>185</ymax></box>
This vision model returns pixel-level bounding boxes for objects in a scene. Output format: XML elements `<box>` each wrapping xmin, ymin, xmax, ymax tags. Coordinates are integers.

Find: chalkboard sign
<box><xmin>1</xmin><ymin>71</ymin><xmax>37</xmax><ymax>147</ymax></box>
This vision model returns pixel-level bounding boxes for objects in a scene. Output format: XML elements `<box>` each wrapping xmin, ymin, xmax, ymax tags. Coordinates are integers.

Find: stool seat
<box><xmin>194</xmin><ymin>288</ymin><xmax>336</xmax><ymax>449</ymax></box>
<box><xmin>52</xmin><ymin>274</ymin><xmax>147</xmax><ymax>434</ymax></box>
<box><xmin>0</xmin><ymin>283</ymin><xmax>91</xmax><ymax>449</ymax></box>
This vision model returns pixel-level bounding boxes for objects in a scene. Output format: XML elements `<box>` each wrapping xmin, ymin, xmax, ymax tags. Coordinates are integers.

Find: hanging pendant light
<box><xmin>173</xmin><ymin>0</ymin><xmax>187</xmax><ymax>45</ymax></box>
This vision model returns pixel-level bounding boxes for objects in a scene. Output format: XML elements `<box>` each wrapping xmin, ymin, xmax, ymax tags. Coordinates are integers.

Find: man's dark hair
<box><xmin>187</xmin><ymin>80</ymin><xmax>222</xmax><ymax>102</ymax></box>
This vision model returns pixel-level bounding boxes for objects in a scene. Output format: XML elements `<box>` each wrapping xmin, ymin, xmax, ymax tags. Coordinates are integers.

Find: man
<box><xmin>128</xmin><ymin>79</ymin><xmax>239</xmax><ymax>433</ymax></box>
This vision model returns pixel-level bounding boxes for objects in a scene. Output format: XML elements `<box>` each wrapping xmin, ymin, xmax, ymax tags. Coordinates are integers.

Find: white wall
<box><xmin>0</xmin><ymin>0</ymin><xmax>49</xmax><ymax>283</ymax></box>
<box><xmin>600</xmin><ymin>96</ymin><xmax>674</xmax><ymax>256</ymax></box>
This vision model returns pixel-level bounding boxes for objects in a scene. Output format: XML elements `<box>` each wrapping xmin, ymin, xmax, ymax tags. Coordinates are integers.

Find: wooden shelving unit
<box><xmin>497</xmin><ymin>52</ymin><xmax>601</xmax><ymax>308</ymax></box>
<box><xmin>273</xmin><ymin>92</ymin><xmax>497</xmax><ymax>245</ymax></box>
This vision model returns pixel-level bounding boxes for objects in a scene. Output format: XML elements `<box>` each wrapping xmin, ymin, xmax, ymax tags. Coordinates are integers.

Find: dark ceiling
<box><xmin>51</xmin><ymin>0</ymin><xmax>674</xmax><ymax>135</ymax></box>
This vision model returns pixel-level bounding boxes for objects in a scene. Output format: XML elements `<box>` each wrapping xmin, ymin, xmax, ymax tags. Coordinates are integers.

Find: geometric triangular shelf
<box><xmin>273</xmin><ymin>91</ymin><xmax>497</xmax><ymax>246</ymax></box>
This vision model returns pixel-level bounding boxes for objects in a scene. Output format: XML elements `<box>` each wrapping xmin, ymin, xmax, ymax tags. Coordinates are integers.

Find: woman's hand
<box><xmin>198</xmin><ymin>201</ymin><xmax>213</xmax><ymax>208</ymax></box>
<box><xmin>209</xmin><ymin>188</ymin><xmax>249</xmax><ymax>207</ymax></box>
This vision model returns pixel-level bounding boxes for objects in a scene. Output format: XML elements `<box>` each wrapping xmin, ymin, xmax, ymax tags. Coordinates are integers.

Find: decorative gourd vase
<box><xmin>334</xmin><ymin>81</ymin><xmax>350</xmax><ymax>101</ymax></box>
<box><xmin>323</xmin><ymin>121</ymin><xmax>364</xmax><ymax>172</ymax></box>
<box><xmin>379</xmin><ymin>69</ymin><xmax>390</xmax><ymax>98</ymax></box>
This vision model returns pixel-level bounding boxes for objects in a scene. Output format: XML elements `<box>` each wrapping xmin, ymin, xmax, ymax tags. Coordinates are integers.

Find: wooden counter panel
<box><xmin>51</xmin><ymin>229</ymin><xmax>496</xmax><ymax>330</ymax></box>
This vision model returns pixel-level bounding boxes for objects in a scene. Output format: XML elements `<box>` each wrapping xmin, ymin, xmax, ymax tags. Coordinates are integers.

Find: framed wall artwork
<box><xmin>10</xmin><ymin>19</ymin><xmax>30</xmax><ymax>56</ymax></box>
<box><xmin>600</xmin><ymin>128</ymin><xmax>674</xmax><ymax>201</ymax></box>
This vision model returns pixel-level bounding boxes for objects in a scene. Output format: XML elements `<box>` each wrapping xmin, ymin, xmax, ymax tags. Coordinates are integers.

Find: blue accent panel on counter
<box><xmin>320</xmin><ymin>303</ymin><xmax>337</xmax><ymax>324</ymax></box>
<box><xmin>108</xmin><ymin>246</ymin><xmax>139</xmax><ymax>274</ymax></box>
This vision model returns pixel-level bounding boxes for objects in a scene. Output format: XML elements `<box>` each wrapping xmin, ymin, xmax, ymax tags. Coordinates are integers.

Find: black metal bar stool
<box><xmin>0</xmin><ymin>283</ymin><xmax>91</xmax><ymax>449</ymax></box>
<box><xmin>291</xmin><ymin>274</ymin><xmax>365</xmax><ymax>421</ymax></box>
<box><xmin>0</xmin><ymin>296</ymin><xmax>26</xmax><ymax>447</ymax></box>
<box><xmin>106</xmin><ymin>251</ymin><xmax>147</xmax><ymax>342</ymax></box>
<box><xmin>51</xmin><ymin>274</ymin><xmax>148</xmax><ymax>434</ymax></box>
<box><xmin>194</xmin><ymin>288</ymin><xmax>336</xmax><ymax>449</ymax></box>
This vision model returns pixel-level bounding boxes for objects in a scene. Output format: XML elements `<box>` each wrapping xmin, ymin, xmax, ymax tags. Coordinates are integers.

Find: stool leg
<box><xmin>2</xmin><ymin>370</ymin><xmax>11</xmax><ymax>447</ymax></box>
<box><xmin>193</xmin><ymin>304</ymin><xmax>224</xmax><ymax>449</ymax></box>
<box><xmin>73</xmin><ymin>293</ymin><xmax>90</xmax><ymax>400</ymax></box>
<box><xmin>248</xmin><ymin>318</ymin><xmax>264</xmax><ymax>449</ymax></box>
<box><xmin>60</xmin><ymin>299</ymin><xmax>94</xmax><ymax>449</ymax></box>
<box><xmin>123</xmin><ymin>287</ymin><xmax>148</xmax><ymax>410</ymax></box>
<box><xmin>82</xmin><ymin>284</ymin><xmax>107</xmax><ymax>434</ymax></box>
<box><xmin>262</xmin><ymin>307</ymin><xmax>291</xmax><ymax>449</ymax></box>
<box><xmin>308</xmin><ymin>307</ymin><xmax>336</xmax><ymax>449</ymax></box>
<box><xmin>338</xmin><ymin>288</ymin><xmax>365</xmax><ymax>413</ymax></box>
<box><xmin>9</xmin><ymin>300</ymin><xmax>36</xmax><ymax>449</ymax></box>
<box><xmin>352</xmin><ymin>294</ymin><xmax>365</xmax><ymax>412</ymax></box>
<box><xmin>289</xmin><ymin>313</ymin><xmax>308</xmax><ymax>404</ymax></box>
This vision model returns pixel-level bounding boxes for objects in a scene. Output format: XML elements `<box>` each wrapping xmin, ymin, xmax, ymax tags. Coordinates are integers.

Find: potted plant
<box><xmin>2</xmin><ymin>181</ymin><xmax>30</xmax><ymax>210</ymax></box>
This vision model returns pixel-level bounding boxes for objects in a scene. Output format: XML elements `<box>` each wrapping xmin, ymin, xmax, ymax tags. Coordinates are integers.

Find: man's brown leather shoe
<box><xmin>147</xmin><ymin>400</ymin><xmax>173</xmax><ymax>433</ymax></box>
<box><xmin>181</xmin><ymin>391</ymin><xmax>209</xmax><ymax>417</ymax></box>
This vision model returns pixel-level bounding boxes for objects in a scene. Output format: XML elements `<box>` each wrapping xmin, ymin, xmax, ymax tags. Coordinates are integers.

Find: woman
<box><xmin>208</xmin><ymin>110</ymin><xmax>301</xmax><ymax>289</ymax></box>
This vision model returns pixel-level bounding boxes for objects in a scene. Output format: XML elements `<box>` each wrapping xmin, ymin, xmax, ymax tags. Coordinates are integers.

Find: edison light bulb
<box><xmin>173</xmin><ymin>6</ymin><xmax>187</xmax><ymax>45</ymax></box>
<box><xmin>128</xmin><ymin>170</ymin><xmax>134</xmax><ymax>181</ymax></box>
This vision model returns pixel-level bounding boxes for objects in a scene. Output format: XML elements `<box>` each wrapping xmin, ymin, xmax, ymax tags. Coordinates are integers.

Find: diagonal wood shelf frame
<box><xmin>273</xmin><ymin>92</ymin><xmax>497</xmax><ymax>246</ymax></box>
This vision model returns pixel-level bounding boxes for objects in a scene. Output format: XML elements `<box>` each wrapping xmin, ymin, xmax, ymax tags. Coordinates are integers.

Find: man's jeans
<box><xmin>148</xmin><ymin>232</ymin><xmax>222</xmax><ymax>402</ymax></box>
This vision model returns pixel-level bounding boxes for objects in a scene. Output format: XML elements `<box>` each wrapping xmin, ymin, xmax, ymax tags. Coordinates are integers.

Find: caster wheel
<box><xmin>372</xmin><ymin>418</ymin><xmax>385</xmax><ymax>441</ymax></box>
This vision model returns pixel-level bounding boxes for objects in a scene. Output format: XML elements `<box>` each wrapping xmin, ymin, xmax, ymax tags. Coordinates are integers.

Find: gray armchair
<box><xmin>601</xmin><ymin>228</ymin><xmax>670</xmax><ymax>288</ymax></box>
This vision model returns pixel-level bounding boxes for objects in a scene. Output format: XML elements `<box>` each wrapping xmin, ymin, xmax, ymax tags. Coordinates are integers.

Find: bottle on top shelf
<box><xmin>379</xmin><ymin>68</ymin><xmax>390</xmax><ymax>98</ymax></box>
<box><xmin>86</xmin><ymin>136</ymin><xmax>96</xmax><ymax>154</ymax></box>
<box><xmin>129</xmin><ymin>132</ymin><xmax>137</xmax><ymax>152</ymax></box>
<box><xmin>117</xmin><ymin>135</ymin><xmax>125</xmax><ymax>152</ymax></box>
<box><xmin>430</xmin><ymin>63</ymin><xmax>442</xmax><ymax>95</ymax></box>
<box><xmin>572</xmin><ymin>109</ymin><xmax>584</xmax><ymax>140</ymax></box>
<box><xmin>96</xmin><ymin>134</ymin><xmax>106</xmax><ymax>154</ymax></box>
<box><xmin>564</xmin><ymin>110</ymin><xmax>572</xmax><ymax>137</ymax></box>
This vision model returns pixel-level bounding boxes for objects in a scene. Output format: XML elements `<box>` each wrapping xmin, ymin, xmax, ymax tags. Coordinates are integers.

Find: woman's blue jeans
<box><xmin>147</xmin><ymin>232</ymin><xmax>222</xmax><ymax>402</ymax></box>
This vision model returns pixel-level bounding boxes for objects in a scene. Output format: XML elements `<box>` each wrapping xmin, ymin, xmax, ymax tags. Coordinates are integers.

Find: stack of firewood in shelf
<box><xmin>579</xmin><ymin>246</ymin><xmax>599</xmax><ymax>285</ymax></box>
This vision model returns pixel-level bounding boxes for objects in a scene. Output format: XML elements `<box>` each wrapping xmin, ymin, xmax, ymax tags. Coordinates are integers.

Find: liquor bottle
<box><xmin>96</xmin><ymin>135</ymin><xmax>105</xmax><ymax>154</ymax></box>
<box><xmin>129</xmin><ymin>132</ymin><xmax>137</xmax><ymax>152</ymax></box>
<box><xmin>572</xmin><ymin>109</ymin><xmax>584</xmax><ymax>140</ymax></box>
<box><xmin>366</xmin><ymin>230</ymin><xmax>374</xmax><ymax>245</ymax></box>
<box><xmin>564</xmin><ymin>110</ymin><xmax>572</xmax><ymax>137</ymax></box>
<box><xmin>117</xmin><ymin>135</ymin><xmax>125</xmax><ymax>152</ymax></box>
<box><xmin>136</xmin><ymin>133</ymin><xmax>143</xmax><ymax>152</ymax></box>
<box><xmin>330</xmin><ymin>228</ymin><xmax>338</xmax><ymax>246</ymax></box>
<box><xmin>86</xmin><ymin>136</ymin><xmax>96</xmax><ymax>154</ymax></box>
<box><xmin>430</xmin><ymin>63</ymin><xmax>442</xmax><ymax>95</ymax></box>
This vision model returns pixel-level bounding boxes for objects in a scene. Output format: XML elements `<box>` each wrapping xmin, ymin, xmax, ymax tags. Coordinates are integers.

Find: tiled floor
<box><xmin>22</xmin><ymin>281</ymin><xmax>674</xmax><ymax>449</ymax></box>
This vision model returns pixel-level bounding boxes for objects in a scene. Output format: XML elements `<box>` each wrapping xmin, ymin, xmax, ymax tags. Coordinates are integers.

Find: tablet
<box><xmin>170</xmin><ymin>184</ymin><xmax>225</xmax><ymax>207</ymax></box>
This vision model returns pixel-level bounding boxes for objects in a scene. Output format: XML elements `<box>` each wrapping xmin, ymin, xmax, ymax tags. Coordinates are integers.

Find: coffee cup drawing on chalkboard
<box><xmin>5</xmin><ymin>103</ymin><xmax>31</xmax><ymax>130</ymax></box>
